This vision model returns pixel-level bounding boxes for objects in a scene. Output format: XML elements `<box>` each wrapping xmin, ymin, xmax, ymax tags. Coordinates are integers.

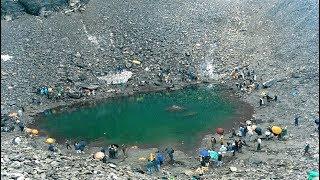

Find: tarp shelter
<box><xmin>208</xmin><ymin>150</ymin><xmax>219</xmax><ymax>160</ymax></box>
<box><xmin>271</xmin><ymin>126</ymin><xmax>282</xmax><ymax>135</ymax></box>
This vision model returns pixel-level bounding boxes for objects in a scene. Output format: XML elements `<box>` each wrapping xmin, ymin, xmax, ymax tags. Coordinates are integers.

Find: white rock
<box><xmin>13</xmin><ymin>137</ymin><xmax>21</xmax><ymax>145</ymax></box>
<box><xmin>17</xmin><ymin>175</ymin><xmax>25</xmax><ymax>180</ymax></box>
<box><xmin>98</xmin><ymin>71</ymin><xmax>133</xmax><ymax>85</ymax></box>
<box><xmin>108</xmin><ymin>163</ymin><xmax>117</xmax><ymax>168</ymax></box>
<box><xmin>230</xmin><ymin>166</ymin><xmax>237</xmax><ymax>172</ymax></box>
<box><xmin>1</xmin><ymin>54</ymin><xmax>13</xmax><ymax>62</ymax></box>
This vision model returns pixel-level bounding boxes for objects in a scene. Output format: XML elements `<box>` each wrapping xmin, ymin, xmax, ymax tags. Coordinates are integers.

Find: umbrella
<box><xmin>31</xmin><ymin>129</ymin><xmax>39</xmax><ymax>135</ymax></box>
<box><xmin>271</xmin><ymin>126</ymin><xmax>282</xmax><ymax>135</ymax></box>
<box><xmin>216</xmin><ymin>128</ymin><xmax>224</xmax><ymax>135</ymax></box>
<box><xmin>94</xmin><ymin>152</ymin><xmax>105</xmax><ymax>160</ymax></box>
<box><xmin>199</xmin><ymin>149</ymin><xmax>209</xmax><ymax>157</ymax></box>
<box><xmin>45</xmin><ymin>138</ymin><xmax>56</xmax><ymax>144</ymax></box>
<box><xmin>208</xmin><ymin>150</ymin><xmax>219</xmax><ymax>160</ymax></box>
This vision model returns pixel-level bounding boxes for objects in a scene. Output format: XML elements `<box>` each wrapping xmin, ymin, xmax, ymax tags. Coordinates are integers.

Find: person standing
<box><xmin>210</xmin><ymin>136</ymin><xmax>216</xmax><ymax>149</ymax></box>
<box><xmin>304</xmin><ymin>142</ymin><xmax>311</xmax><ymax>156</ymax></box>
<box><xmin>217</xmin><ymin>152</ymin><xmax>223</xmax><ymax>167</ymax></box>
<box><xmin>231</xmin><ymin>128</ymin><xmax>237</xmax><ymax>138</ymax></box>
<box><xmin>259</xmin><ymin>98</ymin><xmax>264</xmax><ymax>107</ymax></box>
<box><xmin>155</xmin><ymin>151</ymin><xmax>164</xmax><ymax>171</ymax></box>
<box><xmin>257</xmin><ymin>138</ymin><xmax>262</xmax><ymax>151</ymax></box>
<box><xmin>65</xmin><ymin>140</ymin><xmax>72</xmax><ymax>149</ymax></box>
<box><xmin>121</xmin><ymin>144</ymin><xmax>127</xmax><ymax>157</ymax></box>
<box><xmin>165</xmin><ymin>147</ymin><xmax>175</xmax><ymax>165</ymax></box>
<box><xmin>294</xmin><ymin>115</ymin><xmax>300</xmax><ymax>126</ymax></box>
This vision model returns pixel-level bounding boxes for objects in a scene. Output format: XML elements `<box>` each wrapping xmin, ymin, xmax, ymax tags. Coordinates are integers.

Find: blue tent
<box><xmin>199</xmin><ymin>149</ymin><xmax>209</xmax><ymax>157</ymax></box>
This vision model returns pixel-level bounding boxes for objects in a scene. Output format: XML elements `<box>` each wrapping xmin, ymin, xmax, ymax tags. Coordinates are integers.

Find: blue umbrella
<box><xmin>199</xmin><ymin>149</ymin><xmax>209</xmax><ymax>157</ymax></box>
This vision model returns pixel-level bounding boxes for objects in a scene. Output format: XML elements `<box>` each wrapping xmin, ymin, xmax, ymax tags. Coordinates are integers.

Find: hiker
<box><xmin>255</xmin><ymin>127</ymin><xmax>263</xmax><ymax>136</ymax></box>
<box><xmin>200</xmin><ymin>155</ymin><xmax>210</xmax><ymax>167</ymax></box>
<box><xmin>18</xmin><ymin>121</ymin><xmax>24</xmax><ymax>132</ymax></box>
<box><xmin>231</xmin><ymin>128</ymin><xmax>237</xmax><ymax>138</ymax></box>
<box><xmin>146</xmin><ymin>159</ymin><xmax>155</xmax><ymax>175</ymax></box>
<box><xmin>210</xmin><ymin>136</ymin><xmax>216</xmax><ymax>148</ymax></box>
<box><xmin>100</xmin><ymin>147</ymin><xmax>106</xmax><ymax>153</ymax></box>
<box><xmin>226</xmin><ymin>142</ymin><xmax>232</xmax><ymax>152</ymax></box>
<box><xmin>217</xmin><ymin>152</ymin><xmax>223</xmax><ymax>167</ymax></box>
<box><xmin>238</xmin><ymin>140</ymin><xmax>244</xmax><ymax>153</ymax></box>
<box><xmin>231</xmin><ymin>143</ymin><xmax>237</xmax><ymax>156</ymax></box>
<box><xmin>259</xmin><ymin>98</ymin><xmax>264</xmax><ymax>107</ymax></box>
<box><xmin>294</xmin><ymin>115</ymin><xmax>299</xmax><ymax>126</ymax></box>
<box><xmin>239</xmin><ymin>126</ymin><xmax>245</xmax><ymax>137</ymax></box>
<box><xmin>155</xmin><ymin>151</ymin><xmax>164</xmax><ymax>171</ymax></box>
<box><xmin>48</xmin><ymin>144</ymin><xmax>56</xmax><ymax>152</ymax></box>
<box><xmin>304</xmin><ymin>142</ymin><xmax>311</xmax><ymax>156</ymax></box>
<box><xmin>315</xmin><ymin>116</ymin><xmax>319</xmax><ymax>131</ymax></box>
<box><xmin>257</xmin><ymin>138</ymin><xmax>262</xmax><ymax>151</ymax></box>
<box><xmin>108</xmin><ymin>145</ymin><xmax>118</xmax><ymax>159</ymax></box>
<box><xmin>102</xmin><ymin>155</ymin><xmax>107</xmax><ymax>163</ymax></box>
<box><xmin>265</xmin><ymin>130</ymin><xmax>272</xmax><ymax>140</ymax></box>
<box><xmin>266</xmin><ymin>95</ymin><xmax>273</xmax><ymax>102</ymax></box>
<box><xmin>243</xmin><ymin>126</ymin><xmax>248</xmax><ymax>137</ymax></box>
<box><xmin>74</xmin><ymin>143</ymin><xmax>81</xmax><ymax>153</ymax></box>
<box><xmin>279</xmin><ymin>126</ymin><xmax>288</xmax><ymax>140</ymax></box>
<box><xmin>219</xmin><ymin>144</ymin><xmax>227</xmax><ymax>155</ymax></box>
<box><xmin>219</xmin><ymin>135</ymin><xmax>224</xmax><ymax>144</ymax></box>
<box><xmin>121</xmin><ymin>144</ymin><xmax>127</xmax><ymax>157</ymax></box>
<box><xmin>78</xmin><ymin>140</ymin><xmax>86</xmax><ymax>152</ymax></box>
<box><xmin>235</xmin><ymin>83</ymin><xmax>240</xmax><ymax>90</ymax></box>
<box><xmin>165</xmin><ymin>147</ymin><xmax>175</xmax><ymax>164</ymax></box>
<box><xmin>65</xmin><ymin>140</ymin><xmax>72</xmax><ymax>149</ymax></box>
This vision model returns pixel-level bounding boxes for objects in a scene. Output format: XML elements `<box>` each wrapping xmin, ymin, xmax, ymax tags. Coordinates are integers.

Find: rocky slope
<box><xmin>1</xmin><ymin>0</ymin><xmax>319</xmax><ymax>179</ymax></box>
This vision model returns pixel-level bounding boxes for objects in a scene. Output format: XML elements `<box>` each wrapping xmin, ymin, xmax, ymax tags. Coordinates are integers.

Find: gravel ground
<box><xmin>1</xmin><ymin>0</ymin><xmax>319</xmax><ymax>179</ymax></box>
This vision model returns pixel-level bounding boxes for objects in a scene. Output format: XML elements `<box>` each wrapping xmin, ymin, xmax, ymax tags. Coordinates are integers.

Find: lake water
<box><xmin>34</xmin><ymin>85</ymin><xmax>251</xmax><ymax>150</ymax></box>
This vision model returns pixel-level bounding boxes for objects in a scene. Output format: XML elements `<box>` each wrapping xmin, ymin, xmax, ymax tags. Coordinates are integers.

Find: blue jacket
<box><xmin>155</xmin><ymin>153</ymin><xmax>164</xmax><ymax>165</ymax></box>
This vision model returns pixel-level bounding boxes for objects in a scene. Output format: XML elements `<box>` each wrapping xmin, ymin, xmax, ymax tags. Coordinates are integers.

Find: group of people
<box><xmin>231</xmin><ymin>66</ymin><xmax>260</xmax><ymax>94</ymax></box>
<box><xmin>146</xmin><ymin>147</ymin><xmax>175</xmax><ymax>174</ymax></box>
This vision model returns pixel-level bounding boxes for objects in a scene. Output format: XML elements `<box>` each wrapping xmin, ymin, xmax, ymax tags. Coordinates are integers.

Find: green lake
<box><xmin>34</xmin><ymin>85</ymin><xmax>251</xmax><ymax>150</ymax></box>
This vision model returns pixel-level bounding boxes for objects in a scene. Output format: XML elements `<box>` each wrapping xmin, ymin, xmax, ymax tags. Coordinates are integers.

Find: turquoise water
<box><xmin>35</xmin><ymin>86</ymin><xmax>241</xmax><ymax>149</ymax></box>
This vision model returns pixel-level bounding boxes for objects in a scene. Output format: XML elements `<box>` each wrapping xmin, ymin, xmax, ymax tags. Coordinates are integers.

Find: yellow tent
<box><xmin>31</xmin><ymin>129</ymin><xmax>39</xmax><ymax>135</ymax></box>
<box><xmin>271</xmin><ymin>126</ymin><xmax>282</xmax><ymax>135</ymax></box>
<box><xmin>45</xmin><ymin>138</ymin><xmax>56</xmax><ymax>144</ymax></box>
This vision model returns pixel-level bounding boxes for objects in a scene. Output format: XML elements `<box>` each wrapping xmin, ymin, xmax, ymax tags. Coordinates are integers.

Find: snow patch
<box><xmin>1</xmin><ymin>54</ymin><xmax>13</xmax><ymax>62</ymax></box>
